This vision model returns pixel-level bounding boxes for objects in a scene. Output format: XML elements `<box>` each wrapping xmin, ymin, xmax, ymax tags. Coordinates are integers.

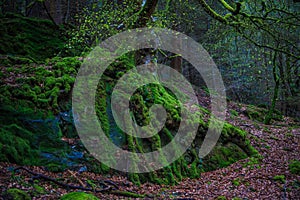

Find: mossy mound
<box><xmin>0</xmin><ymin>56</ymin><xmax>81</xmax><ymax>112</ymax></box>
<box><xmin>0</xmin><ymin>105</ymin><xmax>69</xmax><ymax>165</ymax></box>
<box><xmin>3</xmin><ymin>188</ymin><xmax>31</xmax><ymax>200</ymax></box>
<box><xmin>60</xmin><ymin>192</ymin><xmax>99</xmax><ymax>200</ymax></box>
<box><xmin>243</xmin><ymin>105</ymin><xmax>283</xmax><ymax>123</ymax></box>
<box><xmin>0</xmin><ymin>56</ymin><xmax>84</xmax><ymax>168</ymax></box>
<box><xmin>0</xmin><ymin>13</ymin><xmax>64</xmax><ymax>62</ymax></box>
<box><xmin>89</xmin><ymin>53</ymin><xmax>258</xmax><ymax>185</ymax></box>
<box><xmin>289</xmin><ymin>160</ymin><xmax>300</xmax><ymax>175</ymax></box>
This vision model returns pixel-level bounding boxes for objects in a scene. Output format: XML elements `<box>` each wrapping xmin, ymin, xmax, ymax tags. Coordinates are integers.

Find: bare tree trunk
<box><xmin>42</xmin><ymin>1</ymin><xmax>58</xmax><ymax>26</ymax></box>
<box><xmin>65</xmin><ymin>0</ymin><xmax>70</xmax><ymax>23</ymax></box>
<box><xmin>264</xmin><ymin>51</ymin><xmax>280</xmax><ymax>125</ymax></box>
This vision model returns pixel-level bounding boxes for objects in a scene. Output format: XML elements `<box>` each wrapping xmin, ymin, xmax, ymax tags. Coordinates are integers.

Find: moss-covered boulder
<box><xmin>85</xmin><ymin>53</ymin><xmax>259</xmax><ymax>185</ymax></box>
<box><xmin>242</xmin><ymin>105</ymin><xmax>283</xmax><ymax>123</ymax></box>
<box><xmin>60</xmin><ymin>192</ymin><xmax>99</xmax><ymax>200</ymax></box>
<box><xmin>3</xmin><ymin>188</ymin><xmax>31</xmax><ymax>200</ymax></box>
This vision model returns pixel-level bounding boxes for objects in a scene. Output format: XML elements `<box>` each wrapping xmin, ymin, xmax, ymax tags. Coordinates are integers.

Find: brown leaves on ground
<box><xmin>0</xmin><ymin>102</ymin><xmax>299</xmax><ymax>199</ymax></box>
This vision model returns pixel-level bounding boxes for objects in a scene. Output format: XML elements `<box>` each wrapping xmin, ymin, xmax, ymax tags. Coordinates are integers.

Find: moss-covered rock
<box><xmin>0</xmin><ymin>56</ymin><xmax>81</xmax><ymax>112</ymax></box>
<box><xmin>0</xmin><ymin>105</ymin><xmax>71</xmax><ymax>165</ymax></box>
<box><xmin>60</xmin><ymin>192</ymin><xmax>99</xmax><ymax>200</ymax></box>
<box><xmin>243</xmin><ymin>105</ymin><xmax>283</xmax><ymax>123</ymax></box>
<box><xmin>3</xmin><ymin>188</ymin><xmax>31</xmax><ymax>200</ymax></box>
<box><xmin>90</xmin><ymin>53</ymin><xmax>258</xmax><ymax>185</ymax></box>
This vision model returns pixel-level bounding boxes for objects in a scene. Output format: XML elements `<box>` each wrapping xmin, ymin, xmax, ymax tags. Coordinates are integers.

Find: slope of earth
<box><xmin>0</xmin><ymin>13</ymin><xmax>65</xmax><ymax>63</ymax></box>
<box><xmin>0</xmin><ymin>101</ymin><xmax>299</xmax><ymax>199</ymax></box>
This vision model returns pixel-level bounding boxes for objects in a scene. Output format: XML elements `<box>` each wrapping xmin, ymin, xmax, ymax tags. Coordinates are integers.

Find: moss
<box><xmin>1</xmin><ymin>56</ymin><xmax>81</xmax><ymax>111</ymax></box>
<box><xmin>129</xmin><ymin>173</ymin><xmax>141</xmax><ymax>186</ymax></box>
<box><xmin>215</xmin><ymin>196</ymin><xmax>227</xmax><ymax>200</ymax></box>
<box><xmin>0</xmin><ymin>105</ymin><xmax>70</xmax><ymax>166</ymax></box>
<box><xmin>232</xmin><ymin>178</ymin><xmax>240</xmax><ymax>186</ymax></box>
<box><xmin>109</xmin><ymin>190</ymin><xmax>146</xmax><ymax>198</ymax></box>
<box><xmin>0</xmin><ymin>14</ymin><xmax>64</xmax><ymax>62</ymax></box>
<box><xmin>4</xmin><ymin>188</ymin><xmax>31</xmax><ymax>200</ymax></box>
<box><xmin>230</xmin><ymin>110</ymin><xmax>238</xmax><ymax>117</ymax></box>
<box><xmin>242</xmin><ymin>156</ymin><xmax>262</xmax><ymax>169</ymax></box>
<box><xmin>203</xmin><ymin>143</ymin><xmax>248</xmax><ymax>171</ymax></box>
<box><xmin>0</xmin><ymin>126</ymin><xmax>38</xmax><ymax>165</ymax></box>
<box><xmin>273</xmin><ymin>175</ymin><xmax>285</xmax><ymax>183</ymax></box>
<box><xmin>33</xmin><ymin>183</ymin><xmax>46</xmax><ymax>195</ymax></box>
<box><xmin>60</xmin><ymin>192</ymin><xmax>99</xmax><ymax>200</ymax></box>
<box><xmin>243</xmin><ymin>105</ymin><xmax>282</xmax><ymax>123</ymax></box>
<box><xmin>289</xmin><ymin>160</ymin><xmax>300</xmax><ymax>175</ymax></box>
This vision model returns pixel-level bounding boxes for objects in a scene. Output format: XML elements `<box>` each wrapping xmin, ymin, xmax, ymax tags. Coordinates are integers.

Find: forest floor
<box><xmin>0</xmin><ymin>99</ymin><xmax>299</xmax><ymax>200</ymax></box>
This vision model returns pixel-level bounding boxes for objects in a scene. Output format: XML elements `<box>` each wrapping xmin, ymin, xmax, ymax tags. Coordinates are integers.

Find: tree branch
<box><xmin>197</xmin><ymin>0</ymin><xmax>228</xmax><ymax>23</ymax></box>
<box><xmin>218</xmin><ymin>0</ymin><xmax>235</xmax><ymax>13</ymax></box>
<box><xmin>13</xmin><ymin>167</ymin><xmax>146</xmax><ymax>198</ymax></box>
<box><xmin>135</xmin><ymin>0</ymin><xmax>159</xmax><ymax>28</ymax></box>
<box><xmin>234</xmin><ymin>26</ymin><xmax>299</xmax><ymax>59</ymax></box>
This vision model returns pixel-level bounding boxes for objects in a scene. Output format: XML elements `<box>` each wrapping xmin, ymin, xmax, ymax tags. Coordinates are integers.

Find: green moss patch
<box><xmin>3</xmin><ymin>188</ymin><xmax>31</xmax><ymax>200</ymax></box>
<box><xmin>0</xmin><ymin>57</ymin><xmax>81</xmax><ymax>112</ymax></box>
<box><xmin>243</xmin><ymin>105</ymin><xmax>283</xmax><ymax>123</ymax></box>
<box><xmin>60</xmin><ymin>192</ymin><xmax>99</xmax><ymax>200</ymax></box>
<box><xmin>289</xmin><ymin>160</ymin><xmax>300</xmax><ymax>175</ymax></box>
<box><xmin>273</xmin><ymin>175</ymin><xmax>285</xmax><ymax>183</ymax></box>
<box><xmin>0</xmin><ymin>105</ymin><xmax>70</xmax><ymax>165</ymax></box>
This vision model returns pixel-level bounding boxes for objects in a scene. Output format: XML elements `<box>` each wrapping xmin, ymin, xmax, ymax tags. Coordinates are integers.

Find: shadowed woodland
<box><xmin>0</xmin><ymin>0</ymin><xmax>299</xmax><ymax>199</ymax></box>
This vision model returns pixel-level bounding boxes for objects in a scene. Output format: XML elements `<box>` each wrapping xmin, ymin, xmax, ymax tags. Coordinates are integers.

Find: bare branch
<box><xmin>197</xmin><ymin>0</ymin><xmax>228</xmax><ymax>23</ymax></box>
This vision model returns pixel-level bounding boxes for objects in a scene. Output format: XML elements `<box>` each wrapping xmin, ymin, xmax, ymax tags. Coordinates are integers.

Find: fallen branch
<box><xmin>67</xmin><ymin>169</ymin><xmax>85</xmax><ymax>187</ymax></box>
<box><xmin>13</xmin><ymin>167</ymin><xmax>147</xmax><ymax>198</ymax></box>
<box><xmin>14</xmin><ymin>167</ymin><xmax>111</xmax><ymax>193</ymax></box>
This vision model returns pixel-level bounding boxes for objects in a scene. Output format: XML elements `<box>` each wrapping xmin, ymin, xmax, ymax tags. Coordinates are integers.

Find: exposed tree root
<box><xmin>13</xmin><ymin>167</ymin><xmax>147</xmax><ymax>198</ymax></box>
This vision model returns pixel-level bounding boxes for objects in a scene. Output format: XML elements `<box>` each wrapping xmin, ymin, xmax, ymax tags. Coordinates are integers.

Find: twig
<box><xmin>14</xmin><ymin>167</ymin><xmax>110</xmax><ymax>193</ymax></box>
<box><xmin>67</xmin><ymin>169</ymin><xmax>85</xmax><ymax>187</ymax></box>
<box><xmin>13</xmin><ymin>167</ymin><xmax>147</xmax><ymax>198</ymax></box>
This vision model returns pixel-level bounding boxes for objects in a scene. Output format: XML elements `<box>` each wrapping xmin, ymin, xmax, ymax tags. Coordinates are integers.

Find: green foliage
<box><xmin>66</xmin><ymin>2</ymin><xmax>140</xmax><ymax>55</ymax></box>
<box><xmin>289</xmin><ymin>160</ymin><xmax>300</xmax><ymax>175</ymax></box>
<box><xmin>0</xmin><ymin>125</ymin><xmax>37</xmax><ymax>165</ymax></box>
<box><xmin>203</xmin><ymin>143</ymin><xmax>248</xmax><ymax>171</ymax></box>
<box><xmin>230</xmin><ymin>110</ymin><xmax>239</xmax><ymax>117</ymax></box>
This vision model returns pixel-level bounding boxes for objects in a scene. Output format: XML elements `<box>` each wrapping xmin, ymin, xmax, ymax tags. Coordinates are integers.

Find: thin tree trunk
<box><xmin>264</xmin><ymin>51</ymin><xmax>279</xmax><ymax>125</ymax></box>
<box><xmin>65</xmin><ymin>0</ymin><xmax>70</xmax><ymax>23</ymax></box>
<box><xmin>42</xmin><ymin>1</ymin><xmax>58</xmax><ymax>26</ymax></box>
